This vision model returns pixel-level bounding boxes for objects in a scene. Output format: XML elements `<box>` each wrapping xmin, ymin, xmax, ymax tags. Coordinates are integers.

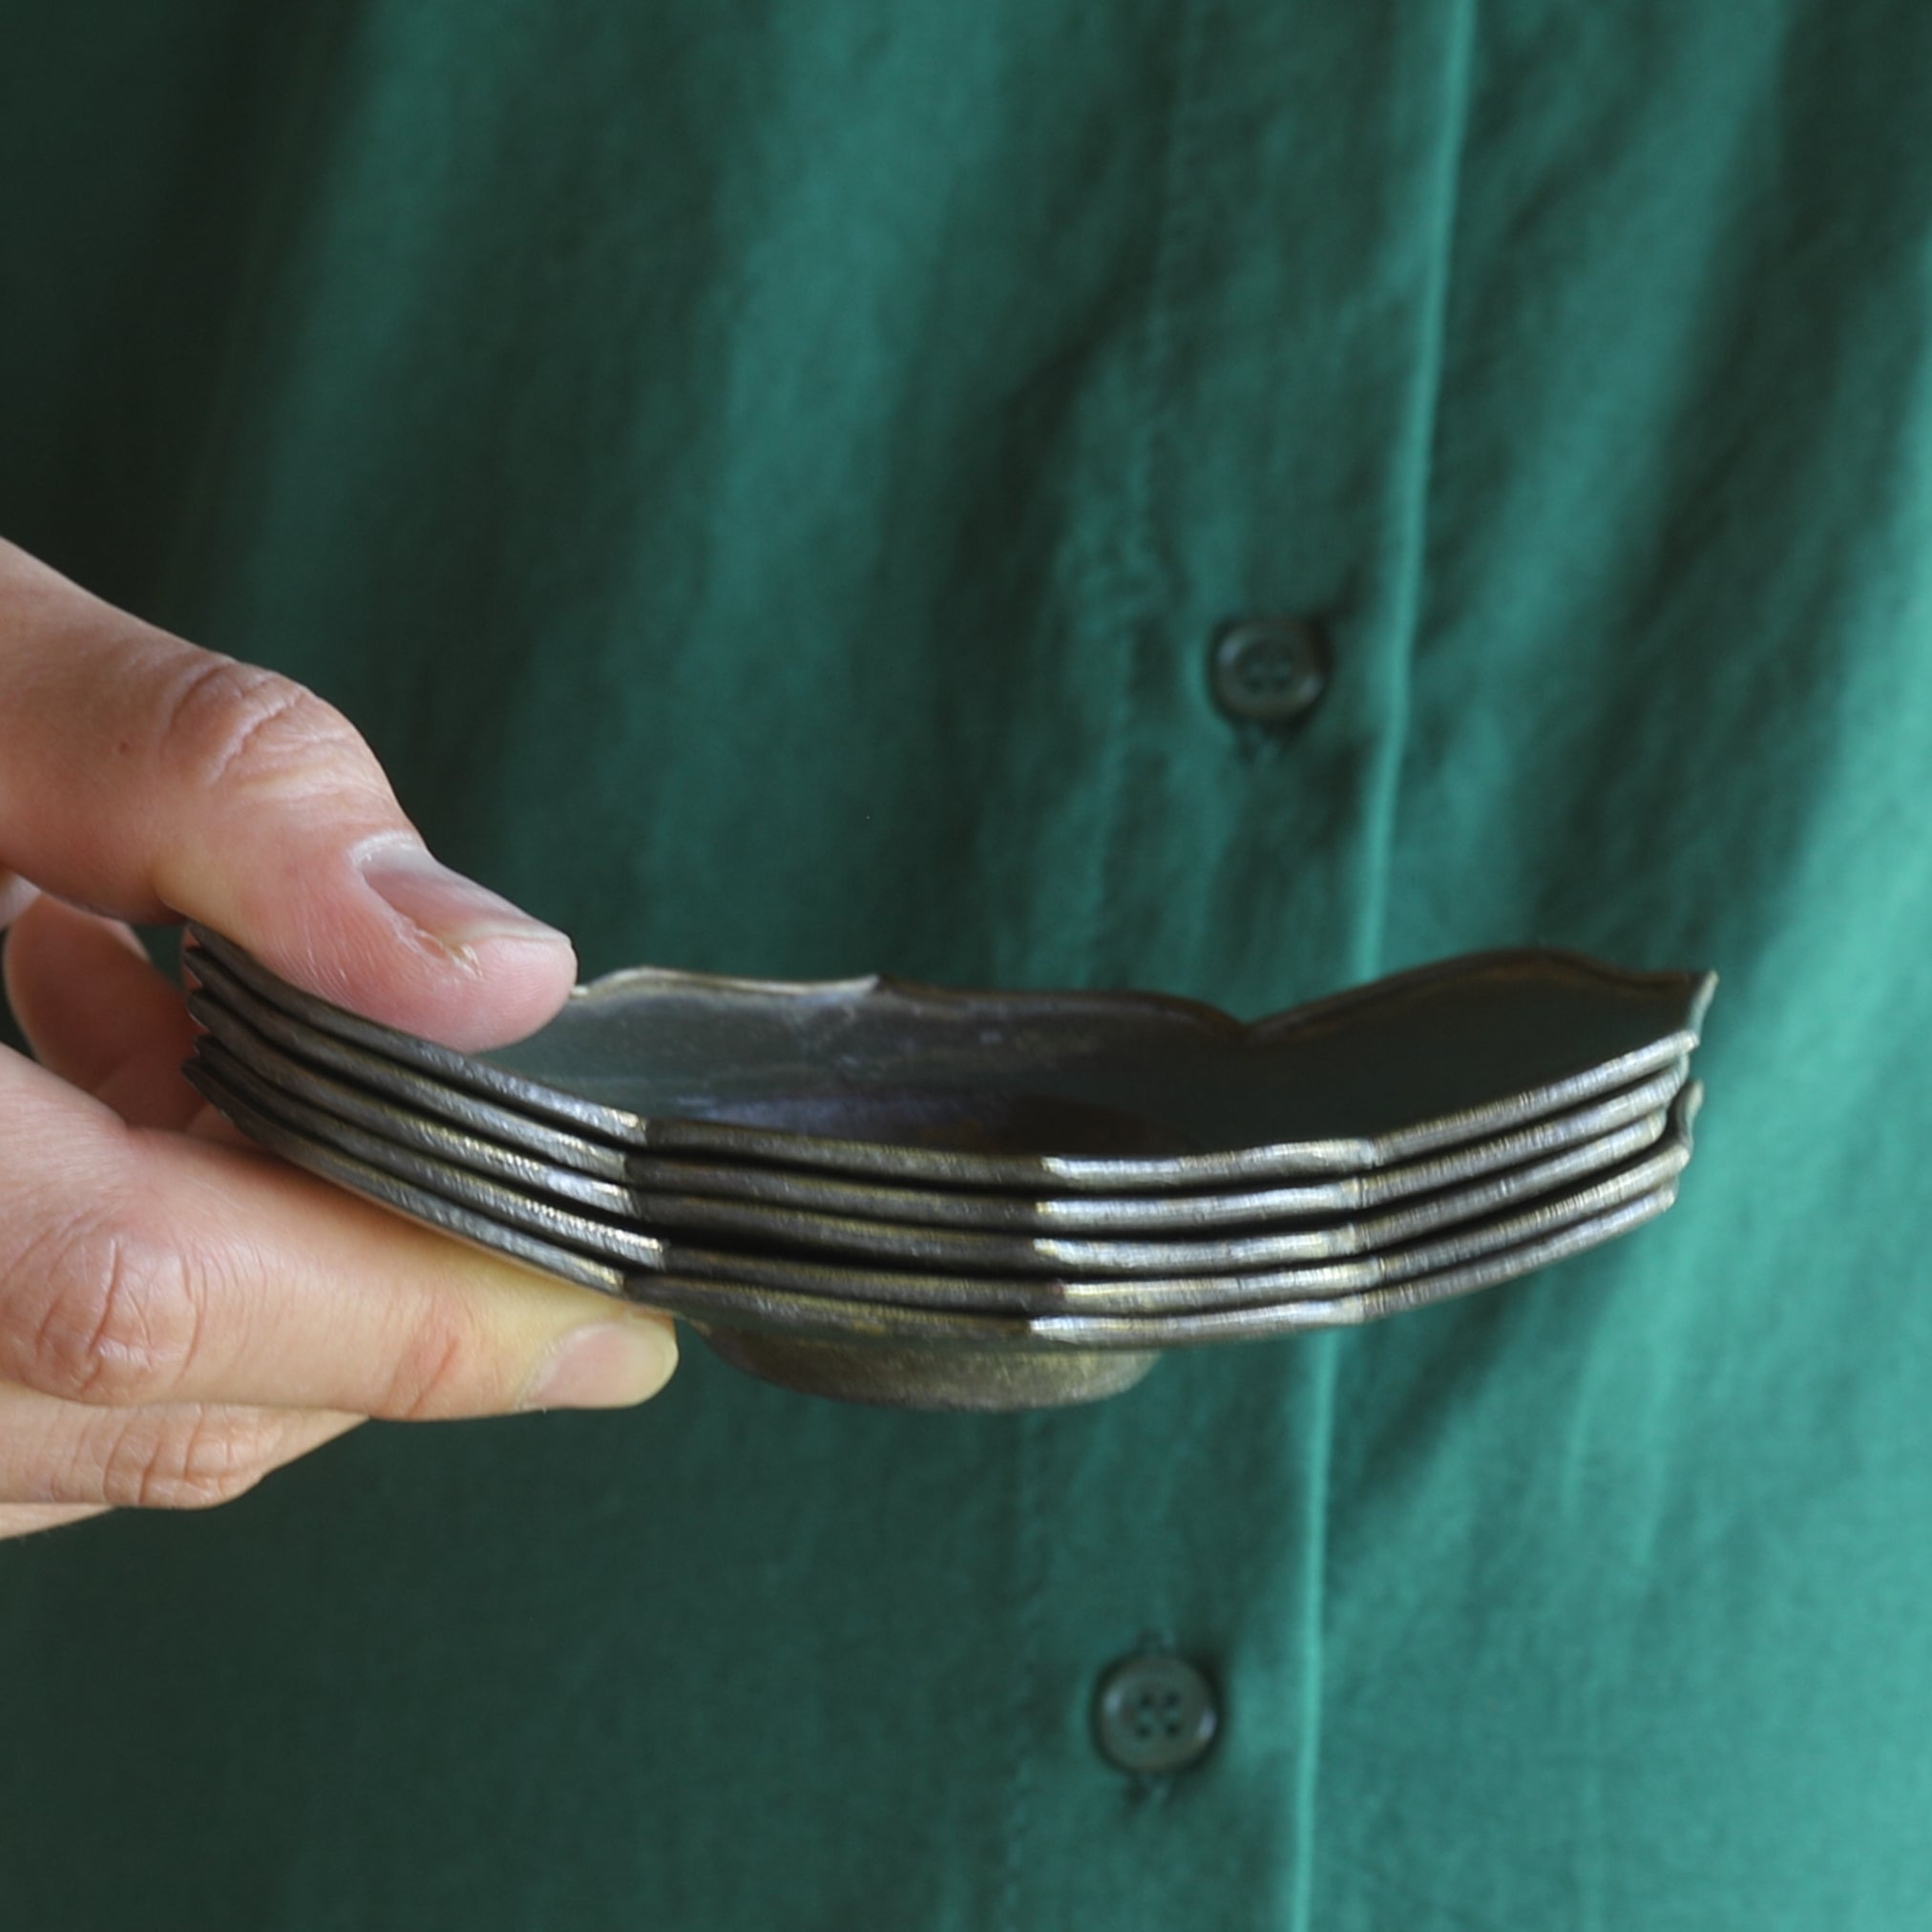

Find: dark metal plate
<box><xmin>187</xmin><ymin>957</ymin><xmax>1690</xmax><ymax>1225</ymax></box>
<box><xmin>185</xmin><ymin>1053</ymin><xmax>1698</xmax><ymax>1317</ymax></box>
<box><xmin>192</xmin><ymin>1017</ymin><xmax>1675</xmax><ymax>1274</ymax></box>
<box><xmin>180</xmin><ymin>1060</ymin><xmax>1693</xmax><ymax>1408</ymax></box>
<box><xmin>188</xmin><ymin>925</ymin><xmax>1712</xmax><ymax>1190</ymax></box>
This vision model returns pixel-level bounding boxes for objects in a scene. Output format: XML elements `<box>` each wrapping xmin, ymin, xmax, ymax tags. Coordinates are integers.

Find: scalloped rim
<box><xmin>186</xmin><ymin>923</ymin><xmax>1715</xmax><ymax>1188</ymax></box>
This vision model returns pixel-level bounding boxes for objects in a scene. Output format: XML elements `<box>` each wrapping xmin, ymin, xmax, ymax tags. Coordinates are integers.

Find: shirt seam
<box><xmin>1080</xmin><ymin>0</ymin><xmax>1210</xmax><ymax>981</ymax></box>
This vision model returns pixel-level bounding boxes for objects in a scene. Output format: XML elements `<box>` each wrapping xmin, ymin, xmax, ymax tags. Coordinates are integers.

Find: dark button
<box><xmin>1209</xmin><ymin>615</ymin><xmax>1328</xmax><ymax>725</ymax></box>
<box><xmin>1092</xmin><ymin>1653</ymin><xmax>1220</xmax><ymax>1775</ymax></box>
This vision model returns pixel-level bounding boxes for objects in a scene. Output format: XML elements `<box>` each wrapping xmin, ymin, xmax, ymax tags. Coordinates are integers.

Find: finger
<box><xmin>5</xmin><ymin>895</ymin><xmax>201</xmax><ymax>1129</ymax></box>
<box><xmin>0</xmin><ymin>1503</ymin><xmax>105</xmax><ymax>1542</ymax></box>
<box><xmin>0</xmin><ymin>1377</ymin><xmax>362</xmax><ymax>1510</ymax></box>
<box><xmin>0</xmin><ymin>867</ymin><xmax>38</xmax><ymax>929</ymax></box>
<box><xmin>0</xmin><ymin>540</ymin><xmax>574</xmax><ymax>1050</ymax></box>
<box><xmin>0</xmin><ymin>1052</ymin><xmax>678</xmax><ymax>1418</ymax></box>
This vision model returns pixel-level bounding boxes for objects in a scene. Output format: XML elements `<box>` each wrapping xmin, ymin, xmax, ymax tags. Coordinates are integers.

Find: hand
<box><xmin>0</xmin><ymin>538</ymin><xmax>677</xmax><ymax>1542</ymax></box>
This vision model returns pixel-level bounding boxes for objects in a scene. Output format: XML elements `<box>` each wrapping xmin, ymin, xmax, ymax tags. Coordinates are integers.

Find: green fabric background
<box><xmin>3</xmin><ymin>4</ymin><xmax>1930</xmax><ymax>1926</ymax></box>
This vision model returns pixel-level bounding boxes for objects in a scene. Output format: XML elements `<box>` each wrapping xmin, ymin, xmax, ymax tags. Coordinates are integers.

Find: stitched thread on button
<box><xmin>1093</xmin><ymin>1653</ymin><xmax>1220</xmax><ymax>1777</ymax></box>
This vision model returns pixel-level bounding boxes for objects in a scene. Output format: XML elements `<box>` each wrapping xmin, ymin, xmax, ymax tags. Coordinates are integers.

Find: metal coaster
<box><xmin>187</xmin><ymin>924</ymin><xmax>1713</xmax><ymax>1189</ymax></box>
<box><xmin>192</xmin><ymin>1018</ymin><xmax>1673</xmax><ymax>1274</ymax></box>
<box><xmin>185</xmin><ymin>1052</ymin><xmax>1698</xmax><ymax>1316</ymax></box>
<box><xmin>187</xmin><ymin>957</ymin><xmax>1690</xmax><ymax>1225</ymax></box>
<box><xmin>182</xmin><ymin>1063</ymin><xmax>1694</xmax><ymax>1410</ymax></box>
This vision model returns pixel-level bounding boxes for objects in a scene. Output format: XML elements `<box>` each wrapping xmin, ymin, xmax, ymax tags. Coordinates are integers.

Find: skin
<box><xmin>0</xmin><ymin>537</ymin><xmax>678</xmax><ymax>1543</ymax></box>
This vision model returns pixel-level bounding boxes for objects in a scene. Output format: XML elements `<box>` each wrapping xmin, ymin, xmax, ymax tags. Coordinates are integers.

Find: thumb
<box><xmin>0</xmin><ymin>539</ymin><xmax>574</xmax><ymax>1050</ymax></box>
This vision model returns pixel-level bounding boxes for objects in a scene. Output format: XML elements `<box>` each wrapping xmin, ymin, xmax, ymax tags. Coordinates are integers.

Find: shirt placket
<box><xmin>993</xmin><ymin>3</ymin><xmax>1477</xmax><ymax>1925</ymax></box>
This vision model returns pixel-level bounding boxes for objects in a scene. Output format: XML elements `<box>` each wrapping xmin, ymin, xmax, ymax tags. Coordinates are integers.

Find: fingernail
<box><xmin>521</xmin><ymin>1318</ymin><xmax>678</xmax><ymax>1411</ymax></box>
<box><xmin>355</xmin><ymin>839</ymin><xmax>571</xmax><ymax>961</ymax></box>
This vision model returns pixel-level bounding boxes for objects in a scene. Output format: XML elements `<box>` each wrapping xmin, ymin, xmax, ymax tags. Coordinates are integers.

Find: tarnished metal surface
<box><xmin>180</xmin><ymin>1062</ymin><xmax>1698</xmax><ymax>1408</ymax></box>
<box><xmin>189</xmin><ymin>924</ymin><xmax>1712</xmax><ymax>1188</ymax></box>
<box><xmin>690</xmin><ymin>1332</ymin><xmax>1163</xmax><ymax>1412</ymax></box>
<box><xmin>185</xmin><ymin>954</ymin><xmax>1690</xmax><ymax>1228</ymax></box>
<box><xmin>184</xmin><ymin>1054</ymin><xmax>1698</xmax><ymax>1316</ymax></box>
<box><xmin>181</xmin><ymin>925</ymin><xmax>1712</xmax><ymax>1410</ymax></box>
<box><xmin>189</xmin><ymin>1013</ymin><xmax>1680</xmax><ymax>1274</ymax></box>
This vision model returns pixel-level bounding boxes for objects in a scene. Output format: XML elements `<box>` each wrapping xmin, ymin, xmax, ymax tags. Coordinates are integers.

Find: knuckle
<box><xmin>7</xmin><ymin>1203</ymin><xmax>204</xmax><ymax>1406</ymax></box>
<box><xmin>93</xmin><ymin>1408</ymin><xmax>282</xmax><ymax>1512</ymax></box>
<box><xmin>151</xmin><ymin>653</ymin><xmax>383</xmax><ymax>806</ymax></box>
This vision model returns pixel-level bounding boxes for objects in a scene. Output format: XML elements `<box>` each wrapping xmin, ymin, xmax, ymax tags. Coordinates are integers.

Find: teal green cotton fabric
<box><xmin>5</xmin><ymin>4</ymin><xmax>1932</xmax><ymax>1926</ymax></box>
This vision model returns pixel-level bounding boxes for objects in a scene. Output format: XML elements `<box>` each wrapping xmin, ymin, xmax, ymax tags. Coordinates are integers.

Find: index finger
<box><xmin>0</xmin><ymin>539</ymin><xmax>574</xmax><ymax>1051</ymax></box>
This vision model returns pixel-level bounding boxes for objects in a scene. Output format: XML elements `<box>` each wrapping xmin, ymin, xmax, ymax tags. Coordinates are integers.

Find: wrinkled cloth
<box><xmin>2</xmin><ymin>5</ymin><xmax>1930</xmax><ymax>1926</ymax></box>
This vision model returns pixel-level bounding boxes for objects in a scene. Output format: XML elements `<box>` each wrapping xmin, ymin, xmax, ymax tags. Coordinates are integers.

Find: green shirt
<box><xmin>4</xmin><ymin>5</ymin><xmax>1931</xmax><ymax>1926</ymax></box>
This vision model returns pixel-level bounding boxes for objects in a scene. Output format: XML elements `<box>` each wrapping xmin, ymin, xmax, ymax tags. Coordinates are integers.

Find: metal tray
<box><xmin>186</xmin><ymin>1052</ymin><xmax>1696</xmax><ymax>1317</ymax></box>
<box><xmin>192</xmin><ymin>1018</ymin><xmax>1676</xmax><ymax>1275</ymax></box>
<box><xmin>187</xmin><ymin>925</ymin><xmax>1712</xmax><ymax>1190</ymax></box>
<box><xmin>186</xmin><ymin>958</ymin><xmax>1690</xmax><ymax>1228</ymax></box>
<box><xmin>186</xmin><ymin>1061</ymin><xmax>1694</xmax><ymax>1410</ymax></box>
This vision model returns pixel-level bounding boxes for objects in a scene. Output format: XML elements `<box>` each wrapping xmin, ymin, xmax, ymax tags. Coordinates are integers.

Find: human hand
<box><xmin>0</xmin><ymin>538</ymin><xmax>676</xmax><ymax>1542</ymax></box>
